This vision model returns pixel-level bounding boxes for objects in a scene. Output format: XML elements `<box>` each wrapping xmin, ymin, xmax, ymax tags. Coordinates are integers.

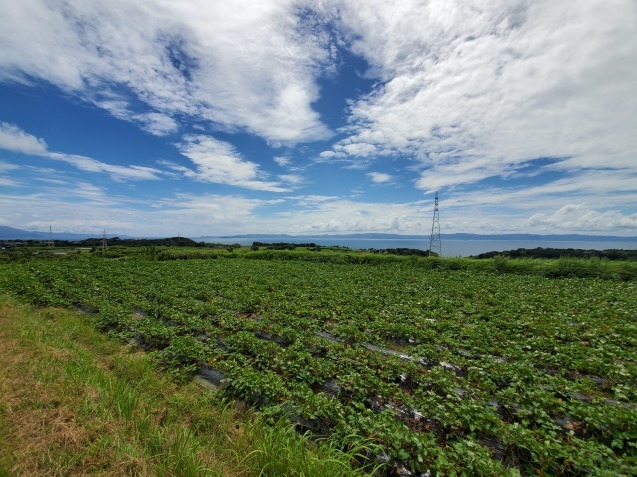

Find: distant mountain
<box><xmin>4</xmin><ymin>226</ymin><xmax>635</xmax><ymax>242</ymax></box>
<box><xmin>201</xmin><ymin>233</ymin><xmax>294</xmax><ymax>239</ymax></box>
<box><xmin>213</xmin><ymin>233</ymin><xmax>419</xmax><ymax>239</ymax></box>
<box><xmin>210</xmin><ymin>232</ymin><xmax>637</xmax><ymax>242</ymax></box>
<box><xmin>442</xmin><ymin>233</ymin><xmax>637</xmax><ymax>242</ymax></box>
<box><xmin>0</xmin><ymin>226</ymin><xmax>128</xmax><ymax>241</ymax></box>
<box><xmin>0</xmin><ymin>226</ymin><xmax>47</xmax><ymax>240</ymax></box>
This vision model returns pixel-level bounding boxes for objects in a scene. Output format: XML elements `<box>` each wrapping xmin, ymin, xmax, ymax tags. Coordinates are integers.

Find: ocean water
<box><xmin>205</xmin><ymin>237</ymin><xmax>637</xmax><ymax>257</ymax></box>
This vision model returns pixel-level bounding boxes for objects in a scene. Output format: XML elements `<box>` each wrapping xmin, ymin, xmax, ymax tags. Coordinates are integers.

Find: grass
<box><xmin>150</xmin><ymin>246</ymin><xmax>637</xmax><ymax>280</ymax></box>
<box><xmin>4</xmin><ymin>243</ymin><xmax>637</xmax><ymax>280</ymax></box>
<box><xmin>0</xmin><ymin>295</ymin><xmax>374</xmax><ymax>476</ymax></box>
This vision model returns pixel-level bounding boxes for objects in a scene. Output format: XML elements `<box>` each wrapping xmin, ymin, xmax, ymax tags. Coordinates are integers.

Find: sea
<box><xmin>203</xmin><ymin>237</ymin><xmax>637</xmax><ymax>258</ymax></box>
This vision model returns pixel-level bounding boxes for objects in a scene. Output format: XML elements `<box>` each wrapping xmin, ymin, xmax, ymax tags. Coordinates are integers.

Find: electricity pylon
<box><xmin>428</xmin><ymin>192</ymin><xmax>441</xmax><ymax>256</ymax></box>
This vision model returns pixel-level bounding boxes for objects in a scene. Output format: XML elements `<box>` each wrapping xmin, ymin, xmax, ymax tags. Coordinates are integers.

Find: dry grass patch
<box><xmin>0</xmin><ymin>299</ymin><xmax>226</xmax><ymax>476</ymax></box>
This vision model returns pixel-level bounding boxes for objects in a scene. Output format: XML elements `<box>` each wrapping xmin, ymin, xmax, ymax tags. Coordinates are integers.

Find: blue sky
<box><xmin>1</xmin><ymin>0</ymin><xmax>636</xmax><ymax>237</ymax></box>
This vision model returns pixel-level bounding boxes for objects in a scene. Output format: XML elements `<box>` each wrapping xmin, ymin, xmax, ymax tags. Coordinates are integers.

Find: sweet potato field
<box><xmin>1</xmin><ymin>253</ymin><xmax>636</xmax><ymax>476</ymax></box>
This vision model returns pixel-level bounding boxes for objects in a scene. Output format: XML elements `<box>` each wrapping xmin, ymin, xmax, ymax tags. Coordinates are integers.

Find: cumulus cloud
<box><xmin>320</xmin><ymin>0</ymin><xmax>637</xmax><ymax>190</ymax></box>
<box><xmin>0</xmin><ymin>0</ymin><xmax>334</xmax><ymax>143</ymax></box>
<box><xmin>526</xmin><ymin>204</ymin><xmax>637</xmax><ymax>232</ymax></box>
<box><xmin>177</xmin><ymin>134</ymin><xmax>289</xmax><ymax>191</ymax></box>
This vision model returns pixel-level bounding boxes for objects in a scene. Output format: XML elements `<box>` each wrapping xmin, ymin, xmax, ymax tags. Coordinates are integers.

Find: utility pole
<box><xmin>428</xmin><ymin>192</ymin><xmax>441</xmax><ymax>256</ymax></box>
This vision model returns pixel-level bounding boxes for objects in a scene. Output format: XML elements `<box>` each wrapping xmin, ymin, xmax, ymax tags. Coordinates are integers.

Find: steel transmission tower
<box><xmin>428</xmin><ymin>192</ymin><xmax>441</xmax><ymax>256</ymax></box>
<box><xmin>48</xmin><ymin>225</ymin><xmax>54</xmax><ymax>248</ymax></box>
<box><xmin>102</xmin><ymin>229</ymin><xmax>108</xmax><ymax>251</ymax></box>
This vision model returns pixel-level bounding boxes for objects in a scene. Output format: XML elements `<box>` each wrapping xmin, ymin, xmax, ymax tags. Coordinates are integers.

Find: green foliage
<box><xmin>1</xmin><ymin>252</ymin><xmax>636</xmax><ymax>475</ymax></box>
<box><xmin>493</xmin><ymin>255</ymin><xmax>509</xmax><ymax>273</ymax></box>
<box><xmin>475</xmin><ymin>246</ymin><xmax>637</xmax><ymax>261</ymax></box>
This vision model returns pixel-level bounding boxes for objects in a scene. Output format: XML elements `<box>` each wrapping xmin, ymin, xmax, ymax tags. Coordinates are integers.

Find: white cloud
<box><xmin>159</xmin><ymin>193</ymin><xmax>284</xmax><ymax>224</ymax></box>
<box><xmin>0</xmin><ymin>190</ymin><xmax>139</xmax><ymax>234</ymax></box>
<box><xmin>367</xmin><ymin>172</ymin><xmax>393</xmax><ymax>184</ymax></box>
<box><xmin>35</xmin><ymin>177</ymin><xmax>68</xmax><ymax>185</ymax></box>
<box><xmin>439</xmin><ymin>168</ymin><xmax>637</xmax><ymax>213</ymax></box>
<box><xmin>0</xmin><ymin>189</ymin><xmax>284</xmax><ymax>237</ymax></box>
<box><xmin>278</xmin><ymin>174</ymin><xmax>305</xmax><ymax>186</ymax></box>
<box><xmin>177</xmin><ymin>134</ymin><xmax>289</xmax><ymax>191</ymax></box>
<box><xmin>339</xmin><ymin>142</ymin><xmax>378</xmax><ymax>157</ymax></box>
<box><xmin>0</xmin><ymin>161</ymin><xmax>19</xmax><ymax>172</ymax></box>
<box><xmin>0</xmin><ymin>123</ymin><xmax>164</xmax><ymax>181</ymax></box>
<box><xmin>285</xmin><ymin>195</ymin><xmax>340</xmax><ymax>207</ymax></box>
<box><xmin>0</xmin><ymin>177</ymin><xmax>22</xmax><ymax>187</ymax></box>
<box><xmin>68</xmin><ymin>182</ymin><xmax>109</xmax><ymax>202</ymax></box>
<box><xmin>320</xmin><ymin>0</ymin><xmax>637</xmax><ymax>191</ymax></box>
<box><xmin>271</xmin><ymin>196</ymin><xmax>430</xmax><ymax>234</ymax></box>
<box><xmin>3</xmin><ymin>179</ymin><xmax>635</xmax><ymax>237</ymax></box>
<box><xmin>48</xmin><ymin>153</ymin><xmax>164</xmax><ymax>181</ymax></box>
<box><xmin>0</xmin><ymin>0</ymin><xmax>334</xmax><ymax>143</ymax></box>
<box><xmin>318</xmin><ymin>151</ymin><xmax>339</xmax><ymax>160</ymax></box>
<box><xmin>135</xmin><ymin>112</ymin><xmax>180</xmax><ymax>136</ymax></box>
<box><xmin>1</xmin><ymin>1</ymin><xmax>635</xmax><ymax>238</ymax></box>
<box><xmin>526</xmin><ymin>204</ymin><xmax>637</xmax><ymax>233</ymax></box>
<box><xmin>274</xmin><ymin>156</ymin><xmax>291</xmax><ymax>167</ymax></box>
<box><xmin>0</xmin><ymin>122</ymin><xmax>48</xmax><ymax>155</ymax></box>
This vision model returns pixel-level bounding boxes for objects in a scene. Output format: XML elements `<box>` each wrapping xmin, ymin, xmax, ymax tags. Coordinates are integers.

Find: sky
<box><xmin>1</xmin><ymin>0</ymin><xmax>636</xmax><ymax>238</ymax></box>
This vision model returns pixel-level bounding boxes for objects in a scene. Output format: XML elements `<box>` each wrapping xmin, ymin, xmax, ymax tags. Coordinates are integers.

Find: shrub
<box><xmin>493</xmin><ymin>255</ymin><xmax>509</xmax><ymax>273</ymax></box>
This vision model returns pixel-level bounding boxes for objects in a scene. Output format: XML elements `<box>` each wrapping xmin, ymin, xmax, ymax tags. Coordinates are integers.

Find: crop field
<box><xmin>1</xmin><ymin>251</ymin><xmax>636</xmax><ymax>476</ymax></box>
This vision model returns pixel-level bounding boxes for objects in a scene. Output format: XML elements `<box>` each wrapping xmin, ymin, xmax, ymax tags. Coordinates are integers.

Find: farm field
<box><xmin>1</xmin><ymin>250</ymin><xmax>636</xmax><ymax>476</ymax></box>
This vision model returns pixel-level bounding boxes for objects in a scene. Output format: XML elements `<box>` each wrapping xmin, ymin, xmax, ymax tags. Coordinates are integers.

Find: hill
<box><xmin>0</xmin><ymin>226</ymin><xmax>128</xmax><ymax>241</ymax></box>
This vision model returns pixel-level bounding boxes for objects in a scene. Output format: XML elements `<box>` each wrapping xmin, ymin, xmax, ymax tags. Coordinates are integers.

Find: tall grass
<box><xmin>0</xmin><ymin>296</ymin><xmax>372</xmax><ymax>476</ymax></box>
<box><xmin>484</xmin><ymin>255</ymin><xmax>637</xmax><ymax>280</ymax></box>
<box><xmin>237</xmin><ymin>419</ymin><xmax>382</xmax><ymax>477</ymax></box>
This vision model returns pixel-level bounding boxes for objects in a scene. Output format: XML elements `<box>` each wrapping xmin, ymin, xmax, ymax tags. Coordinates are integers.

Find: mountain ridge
<box><xmin>0</xmin><ymin>226</ymin><xmax>129</xmax><ymax>241</ymax></box>
<box><xmin>206</xmin><ymin>232</ymin><xmax>637</xmax><ymax>242</ymax></box>
<box><xmin>2</xmin><ymin>226</ymin><xmax>636</xmax><ymax>242</ymax></box>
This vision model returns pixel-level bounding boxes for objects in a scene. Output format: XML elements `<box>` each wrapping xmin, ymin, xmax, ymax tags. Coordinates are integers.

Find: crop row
<box><xmin>1</xmin><ymin>255</ymin><xmax>635</xmax><ymax>476</ymax></box>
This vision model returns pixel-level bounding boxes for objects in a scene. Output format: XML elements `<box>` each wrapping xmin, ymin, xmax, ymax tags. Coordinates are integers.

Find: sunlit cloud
<box><xmin>0</xmin><ymin>0</ymin><xmax>334</xmax><ymax>143</ymax></box>
<box><xmin>320</xmin><ymin>0</ymin><xmax>637</xmax><ymax>192</ymax></box>
<box><xmin>177</xmin><ymin>134</ymin><xmax>289</xmax><ymax>191</ymax></box>
<box><xmin>527</xmin><ymin>204</ymin><xmax>637</xmax><ymax>233</ymax></box>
